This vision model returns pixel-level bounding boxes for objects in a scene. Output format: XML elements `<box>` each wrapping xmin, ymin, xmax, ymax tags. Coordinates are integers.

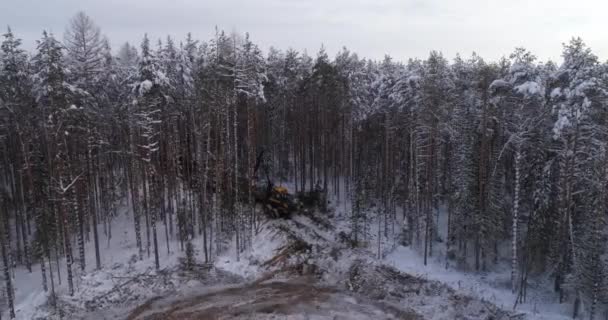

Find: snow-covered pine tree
<box><xmin>0</xmin><ymin>27</ymin><xmax>33</xmax><ymax>275</ymax></box>
<box><xmin>490</xmin><ymin>47</ymin><xmax>546</xmax><ymax>292</ymax></box>
<box><xmin>133</xmin><ymin>34</ymin><xmax>170</xmax><ymax>270</ymax></box>
<box><xmin>418</xmin><ymin>51</ymin><xmax>454</xmax><ymax>264</ymax></box>
<box><xmin>549</xmin><ymin>38</ymin><xmax>608</xmax><ymax>318</ymax></box>
<box><xmin>31</xmin><ymin>30</ymin><xmax>75</xmax><ymax>296</ymax></box>
<box><xmin>64</xmin><ymin>11</ymin><xmax>104</xmax><ymax>88</ymax></box>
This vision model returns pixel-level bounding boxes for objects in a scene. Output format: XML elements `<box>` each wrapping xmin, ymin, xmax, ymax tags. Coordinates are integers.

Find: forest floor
<box><xmin>3</xmin><ymin>195</ymin><xmax>574</xmax><ymax>319</ymax></box>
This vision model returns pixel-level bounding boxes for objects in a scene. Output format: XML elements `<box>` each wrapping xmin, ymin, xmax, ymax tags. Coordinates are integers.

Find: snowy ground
<box><xmin>5</xmin><ymin>202</ymin><xmax>232</xmax><ymax>319</ymax></box>
<box><xmin>3</xmin><ymin>188</ymin><xmax>577</xmax><ymax>319</ymax></box>
<box><xmin>385</xmin><ymin>247</ymin><xmax>571</xmax><ymax>320</ymax></box>
<box><xmin>381</xmin><ymin>203</ymin><xmax>572</xmax><ymax>320</ymax></box>
<box><xmin>327</xmin><ymin>189</ymin><xmax>574</xmax><ymax>320</ymax></box>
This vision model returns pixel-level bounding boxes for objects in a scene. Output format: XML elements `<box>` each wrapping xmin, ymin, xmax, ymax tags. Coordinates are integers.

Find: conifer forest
<box><xmin>0</xmin><ymin>10</ymin><xmax>608</xmax><ymax>320</ymax></box>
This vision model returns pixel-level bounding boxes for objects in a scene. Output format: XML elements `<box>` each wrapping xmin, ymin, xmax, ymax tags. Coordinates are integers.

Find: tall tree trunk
<box><xmin>512</xmin><ymin>145</ymin><xmax>521</xmax><ymax>292</ymax></box>
<box><xmin>0</xmin><ymin>195</ymin><xmax>15</xmax><ymax>319</ymax></box>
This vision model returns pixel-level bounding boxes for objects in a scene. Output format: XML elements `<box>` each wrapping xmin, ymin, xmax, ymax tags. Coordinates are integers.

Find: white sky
<box><xmin>1</xmin><ymin>0</ymin><xmax>606</xmax><ymax>63</ymax></box>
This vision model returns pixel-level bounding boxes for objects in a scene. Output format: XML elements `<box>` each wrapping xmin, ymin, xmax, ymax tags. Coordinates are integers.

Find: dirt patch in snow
<box><xmin>127</xmin><ymin>277</ymin><xmax>421</xmax><ymax>320</ymax></box>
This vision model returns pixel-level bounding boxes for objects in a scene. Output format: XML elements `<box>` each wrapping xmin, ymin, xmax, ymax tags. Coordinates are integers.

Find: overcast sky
<box><xmin>1</xmin><ymin>0</ymin><xmax>606</xmax><ymax>63</ymax></box>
